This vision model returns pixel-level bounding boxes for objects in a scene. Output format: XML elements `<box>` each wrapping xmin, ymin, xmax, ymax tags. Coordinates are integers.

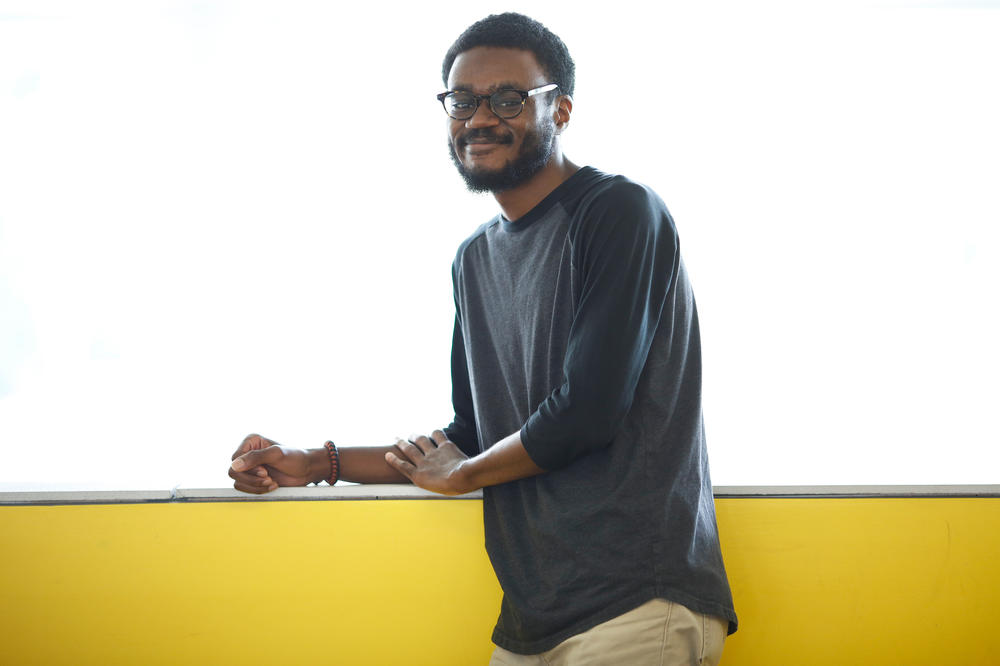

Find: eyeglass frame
<box><xmin>436</xmin><ymin>83</ymin><xmax>560</xmax><ymax>120</ymax></box>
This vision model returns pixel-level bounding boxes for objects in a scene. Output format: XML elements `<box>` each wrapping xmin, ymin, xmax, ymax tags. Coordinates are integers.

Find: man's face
<box><xmin>445</xmin><ymin>47</ymin><xmax>558</xmax><ymax>194</ymax></box>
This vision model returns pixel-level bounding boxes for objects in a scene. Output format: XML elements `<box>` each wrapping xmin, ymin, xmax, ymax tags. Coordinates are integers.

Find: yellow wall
<box><xmin>1</xmin><ymin>497</ymin><xmax>997</xmax><ymax>665</ymax></box>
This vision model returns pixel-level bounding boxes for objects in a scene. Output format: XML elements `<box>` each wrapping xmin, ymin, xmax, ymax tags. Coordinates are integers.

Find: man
<box><xmin>228</xmin><ymin>13</ymin><xmax>737</xmax><ymax>665</ymax></box>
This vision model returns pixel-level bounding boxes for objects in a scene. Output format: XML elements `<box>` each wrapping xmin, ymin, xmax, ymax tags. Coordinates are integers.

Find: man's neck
<box><xmin>493</xmin><ymin>153</ymin><xmax>580</xmax><ymax>222</ymax></box>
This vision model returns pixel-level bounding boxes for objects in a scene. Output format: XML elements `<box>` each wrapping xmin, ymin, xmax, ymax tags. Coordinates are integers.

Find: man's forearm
<box><xmin>457</xmin><ymin>431</ymin><xmax>546</xmax><ymax>492</ymax></box>
<box><xmin>307</xmin><ymin>446</ymin><xmax>411</xmax><ymax>485</ymax></box>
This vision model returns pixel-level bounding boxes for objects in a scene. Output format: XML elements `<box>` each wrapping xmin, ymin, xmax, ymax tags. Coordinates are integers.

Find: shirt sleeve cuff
<box><xmin>519</xmin><ymin>421</ymin><xmax>560</xmax><ymax>472</ymax></box>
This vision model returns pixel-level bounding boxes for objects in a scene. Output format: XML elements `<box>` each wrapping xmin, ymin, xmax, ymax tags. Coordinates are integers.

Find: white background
<box><xmin>1</xmin><ymin>0</ymin><xmax>997</xmax><ymax>490</ymax></box>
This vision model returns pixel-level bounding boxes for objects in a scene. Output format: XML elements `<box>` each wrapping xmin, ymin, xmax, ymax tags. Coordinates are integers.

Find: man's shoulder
<box><xmin>451</xmin><ymin>216</ymin><xmax>499</xmax><ymax>275</ymax></box>
<box><xmin>573</xmin><ymin>168</ymin><xmax>666</xmax><ymax>214</ymax></box>
<box><xmin>568</xmin><ymin>168</ymin><xmax>674</xmax><ymax>240</ymax></box>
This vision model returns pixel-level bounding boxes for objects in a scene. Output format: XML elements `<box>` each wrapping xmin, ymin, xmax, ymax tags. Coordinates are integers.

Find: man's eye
<box><xmin>493</xmin><ymin>93</ymin><xmax>522</xmax><ymax>108</ymax></box>
<box><xmin>449</xmin><ymin>96</ymin><xmax>475</xmax><ymax>110</ymax></box>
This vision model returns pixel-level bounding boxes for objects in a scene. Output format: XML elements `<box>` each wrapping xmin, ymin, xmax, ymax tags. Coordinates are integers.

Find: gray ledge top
<box><xmin>1</xmin><ymin>484</ymin><xmax>999</xmax><ymax>506</ymax></box>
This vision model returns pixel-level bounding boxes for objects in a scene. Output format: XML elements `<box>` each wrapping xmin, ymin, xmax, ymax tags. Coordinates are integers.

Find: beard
<box><xmin>449</xmin><ymin>119</ymin><xmax>556</xmax><ymax>194</ymax></box>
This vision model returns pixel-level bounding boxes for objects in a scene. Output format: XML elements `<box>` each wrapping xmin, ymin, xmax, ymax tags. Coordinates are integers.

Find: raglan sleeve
<box><xmin>520</xmin><ymin>181</ymin><xmax>679</xmax><ymax>470</ymax></box>
<box><xmin>443</xmin><ymin>259</ymin><xmax>480</xmax><ymax>457</ymax></box>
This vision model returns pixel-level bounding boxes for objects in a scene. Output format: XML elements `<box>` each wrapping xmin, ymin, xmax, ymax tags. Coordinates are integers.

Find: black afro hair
<box><xmin>442</xmin><ymin>13</ymin><xmax>576</xmax><ymax>98</ymax></box>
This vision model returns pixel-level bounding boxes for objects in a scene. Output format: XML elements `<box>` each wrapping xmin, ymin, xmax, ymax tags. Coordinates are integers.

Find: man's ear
<box><xmin>553</xmin><ymin>94</ymin><xmax>573</xmax><ymax>134</ymax></box>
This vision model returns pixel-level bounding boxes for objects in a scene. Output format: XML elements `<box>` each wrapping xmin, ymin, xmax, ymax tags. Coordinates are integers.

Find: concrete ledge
<box><xmin>0</xmin><ymin>484</ymin><xmax>484</xmax><ymax>505</ymax></box>
<box><xmin>174</xmin><ymin>485</ymin><xmax>485</xmax><ymax>502</ymax></box>
<box><xmin>1</xmin><ymin>484</ymin><xmax>997</xmax><ymax>505</ymax></box>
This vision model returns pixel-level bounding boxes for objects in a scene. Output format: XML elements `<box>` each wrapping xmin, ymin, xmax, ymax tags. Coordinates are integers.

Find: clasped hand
<box><xmin>228</xmin><ymin>434</ymin><xmax>315</xmax><ymax>494</ymax></box>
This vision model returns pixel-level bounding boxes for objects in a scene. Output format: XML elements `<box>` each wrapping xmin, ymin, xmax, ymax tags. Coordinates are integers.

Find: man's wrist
<box><xmin>451</xmin><ymin>458</ymin><xmax>478</xmax><ymax>495</ymax></box>
<box><xmin>307</xmin><ymin>447</ymin><xmax>332</xmax><ymax>485</ymax></box>
<box><xmin>445</xmin><ymin>431</ymin><xmax>544</xmax><ymax>492</ymax></box>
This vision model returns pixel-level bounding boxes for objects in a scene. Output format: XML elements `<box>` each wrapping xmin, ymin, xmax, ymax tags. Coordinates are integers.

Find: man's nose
<box><xmin>465</xmin><ymin>99</ymin><xmax>501</xmax><ymax>128</ymax></box>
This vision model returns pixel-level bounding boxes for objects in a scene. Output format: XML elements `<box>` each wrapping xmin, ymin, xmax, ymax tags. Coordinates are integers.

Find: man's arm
<box><xmin>518</xmin><ymin>182</ymin><xmax>679</xmax><ymax>470</ymax></box>
<box><xmin>385</xmin><ymin>429</ymin><xmax>545</xmax><ymax>495</ymax></box>
<box><xmin>339</xmin><ymin>447</ymin><xmax>411</xmax><ymax>484</ymax></box>
<box><xmin>229</xmin><ymin>435</ymin><xmax>409</xmax><ymax>494</ymax></box>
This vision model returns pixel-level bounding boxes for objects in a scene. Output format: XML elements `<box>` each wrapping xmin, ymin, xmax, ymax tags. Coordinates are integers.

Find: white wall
<box><xmin>1</xmin><ymin>0</ymin><xmax>997</xmax><ymax>489</ymax></box>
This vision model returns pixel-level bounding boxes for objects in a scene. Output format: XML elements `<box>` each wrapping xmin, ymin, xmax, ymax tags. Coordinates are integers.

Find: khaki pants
<box><xmin>489</xmin><ymin>598</ymin><xmax>727</xmax><ymax>666</ymax></box>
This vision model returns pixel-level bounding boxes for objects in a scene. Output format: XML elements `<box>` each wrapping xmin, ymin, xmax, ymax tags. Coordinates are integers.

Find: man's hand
<box><xmin>385</xmin><ymin>430</ymin><xmax>473</xmax><ymax>496</ymax></box>
<box><xmin>229</xmin><ymin>434</ymin><xmax>327</xmax><ymax>494</ymax></box>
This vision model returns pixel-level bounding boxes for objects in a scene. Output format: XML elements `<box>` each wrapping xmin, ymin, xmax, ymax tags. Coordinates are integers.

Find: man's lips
<box><xmin>460</xmin><ymin>136</ymin><xmax>512</xmax><ymax>162</ymax></box>
<box><xmin>465</xmin><ymin>142</ymin><xmax>501</xmax><ymax>156</ymax></box>
<box><xmin>458</xmin><ymin>131</ymin><xmax>513</xmax><ymax>150</ymax></box>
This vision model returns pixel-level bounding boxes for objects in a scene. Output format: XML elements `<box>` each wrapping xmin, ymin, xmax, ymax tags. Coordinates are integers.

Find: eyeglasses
<box><xmin>437</xmin><ymin>83</ymin><xmax>559</xmax><ymax>120</ymax></box>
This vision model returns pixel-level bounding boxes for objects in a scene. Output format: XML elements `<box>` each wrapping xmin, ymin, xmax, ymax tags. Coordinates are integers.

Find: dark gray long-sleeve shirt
<box><xmin>445</xmin><ymin>166</ymin><xmax>736</xmax><ymax>655</ymax></box>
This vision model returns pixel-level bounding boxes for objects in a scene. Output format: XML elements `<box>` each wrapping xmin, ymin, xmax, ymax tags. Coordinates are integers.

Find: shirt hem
<box><xmin>490</xmin><ymin>588</ymin><xmax>737</xmax><ymax>655</ymax></box>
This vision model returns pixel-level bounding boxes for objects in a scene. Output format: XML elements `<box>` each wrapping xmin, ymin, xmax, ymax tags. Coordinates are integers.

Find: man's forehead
<box><xmin>447</xmin><ymin>47</ymin><xmax>547</xmax><ymax>91</ymax></box>
<box><xmin>449</xmin><ymin>80</ymin><xmax>530</xmax><ymax>94</ymax></box>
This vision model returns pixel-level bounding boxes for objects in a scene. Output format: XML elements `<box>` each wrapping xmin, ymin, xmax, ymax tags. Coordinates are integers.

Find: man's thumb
<box><xmin>231</xmin><ymin>445</ymin><xmax>281</xmax><ymax>472</ymax></box>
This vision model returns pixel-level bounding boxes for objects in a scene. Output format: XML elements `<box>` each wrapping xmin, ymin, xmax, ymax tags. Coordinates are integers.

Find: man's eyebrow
<box><xmin>448</xmin><ymin>81</ymin><xmax>530</xmax><ymax>93</ymax></box>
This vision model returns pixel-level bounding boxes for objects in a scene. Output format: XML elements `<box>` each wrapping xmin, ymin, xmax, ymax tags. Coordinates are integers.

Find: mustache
<box><xmin>457</xmin><ymin>129</ymin><xmax>515</xmax><ymax>149</ymax></box>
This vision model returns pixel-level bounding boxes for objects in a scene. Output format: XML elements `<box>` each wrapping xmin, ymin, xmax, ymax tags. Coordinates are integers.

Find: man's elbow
<box><xmin>529</xmin><ymin>403</ymin><xmax>627</xmax><ymax>467</ymax></box>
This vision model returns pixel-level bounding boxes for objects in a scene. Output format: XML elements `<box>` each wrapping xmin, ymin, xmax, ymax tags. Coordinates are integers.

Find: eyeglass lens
<box><xmin>444</xmin><ymin>90</ymin><xmax>525</xmax><ymax>120</ymax></box>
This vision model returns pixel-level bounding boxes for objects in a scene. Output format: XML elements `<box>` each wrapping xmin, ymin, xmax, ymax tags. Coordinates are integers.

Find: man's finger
<box><xmin>231</xmin><ymin>445</ymin><xmax>283</xmax><ymax>472</ymax></box>
<box><xmin>233</xmin><ymin>433</ymin><xmax>279</xmax><ymax>459</ymax></box>
<box><xmin>228</xmin><ymin>467</ymin><xmax>273</xmax><ymax>488</ymax></box>
<box><xmin>385</xmin><ymin>451</ymin><xmax>415</xmax><ymax>478</ymax></box>
<box><xmin>232</xmin><ymin>433</ymin><xmax>262</xmax><ymax>459</ymax></box>
<box><xmin>394</xmin><ymin>438</ymin><xmax>424</xmax><ymax>462</ymax></box>
<box><xmin>430</xmin><ymin>430</ymin><xmax>449</xmax><ymax>446</ymax></box>
<box><xmin>227</xmin><ymin>465</ymin><xmax>265</xmax><ymax>479</ymax></box>
<box><xmin>234</xmin><ymin>479</ymin><xmax>278</xmax><ymax>494</ymax></box>
<box><xmin>232</xmin><ymin>467</ymin><xmax>277</xmax><ymax>493</ymax></box>
<box><xmin>409</xmin><ymin>434</ymin><xmax>437</xmax><ymax>454</ymax></box>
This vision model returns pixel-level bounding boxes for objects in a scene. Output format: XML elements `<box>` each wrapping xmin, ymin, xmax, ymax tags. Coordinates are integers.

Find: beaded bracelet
<box><xmin>323</xmin><ymin>440</ymin><xmax>340</xmax><ymax>486</ymax></box>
